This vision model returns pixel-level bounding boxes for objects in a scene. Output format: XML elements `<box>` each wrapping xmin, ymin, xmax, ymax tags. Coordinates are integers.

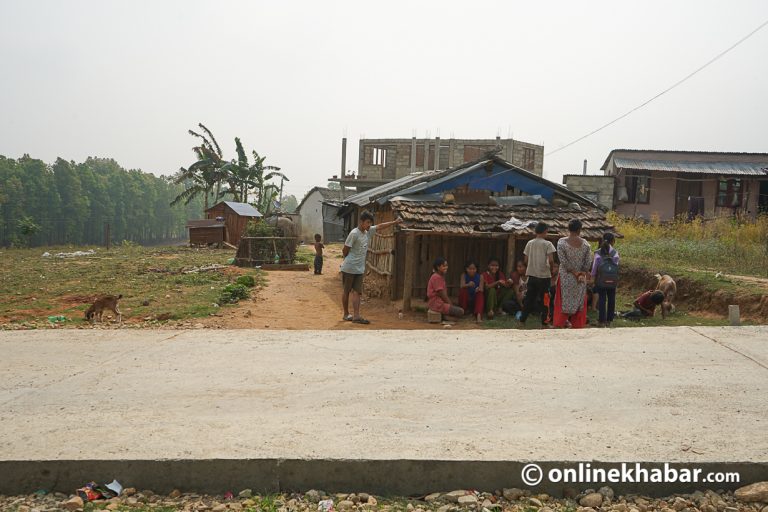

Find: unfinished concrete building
<box><xmin>329</xmin><ymin>136</ymin><xmax>544</xmax><ymax>193</ymax></box>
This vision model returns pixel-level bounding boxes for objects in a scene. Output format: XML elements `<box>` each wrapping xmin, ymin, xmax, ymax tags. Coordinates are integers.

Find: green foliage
<box><xmin>281</xmin><ymin>194</ymin><xmax>298</xmax><ymax>213</ymax></box>
<box><xmin>171</xmin><ymin>124</ymin><xmax>288</xmax><ymax>218</ymax></box>
<box><xmin>17</xmin><ymin>215</ymin><xmax>41</xmax><ymax>237</ymax></box>
<box><xmin>610</xmin><ymin>212</ymin><xmax>768</xmax><ymax>277</ymax></box>
<box><xmin>236</xmin><ymin>275</ymin><xmax>256</xmax><ymax>287</ymax></box>
<box><xmin>0</xmin><ymin>154</ymin><xmax>204</xmax><ymax>248</ymax></box>
<box><xmin>245</xmin><ymin>220</ymin><xmax>277</xmax><ymax>237</ymax></box>
<box><xmin>218</xmin><ymin>283</ymin><xmax>250</xmax><ymax>304</ymax></box>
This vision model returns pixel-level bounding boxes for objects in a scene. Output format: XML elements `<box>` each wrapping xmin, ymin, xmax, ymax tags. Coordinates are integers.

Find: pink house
<box><xmin>599</xmin><ymin>150</ymin><xmax>768</xmax><ymax>220</ymax></box>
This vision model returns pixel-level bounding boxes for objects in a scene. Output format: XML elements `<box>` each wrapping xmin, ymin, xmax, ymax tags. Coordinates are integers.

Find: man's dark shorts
<box><xmin>342</xmin><ymin>271</ymin><xmax>364</xmax><ymax>294</ymax></box>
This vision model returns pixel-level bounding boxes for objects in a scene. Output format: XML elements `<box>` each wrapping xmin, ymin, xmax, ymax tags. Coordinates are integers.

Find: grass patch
<box><xmin>611</xmin><ymin>212</ymin><xmax>768</xmax><ymax>278</ymax></box>
<box><xmin>294</xmin><ymin>244</ymin><xmax>315</xmax><ymax>264</ymax></box>
<box><xmin>0</xmin><ymin>245</ymin><xmax>263</xmax><ymax>328</ymax></box>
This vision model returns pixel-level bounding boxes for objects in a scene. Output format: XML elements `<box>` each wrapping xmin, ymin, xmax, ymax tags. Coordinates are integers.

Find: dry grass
<box><xmin>611</xmin><ymin>212</ymin><xmax>768</xmax><ymax>278</ymax></box>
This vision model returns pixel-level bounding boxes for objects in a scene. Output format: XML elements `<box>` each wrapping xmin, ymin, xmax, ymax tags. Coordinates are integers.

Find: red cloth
<box><xmin>482</xmin><ymin>270</ymin><xmax>507</xmax><ymax>288</ymax></box>
<box><xmin>458</xmin><ymin>288</ymin><xmax>485</xmax><ymax>315</ymax></box>
<box><xmin>427</xmin><ymin>273</ymin><xmax>450</xmax><ymax>313</ymax></box>
<box><xmin>553</xmin><ymin>278</ymin><xmax>587</xmax><ymax>328</ymax></box>
<box><xmin>635</xmin><ymin>290</ymin><xmax>657</xmax><ymax>316</ymax></box>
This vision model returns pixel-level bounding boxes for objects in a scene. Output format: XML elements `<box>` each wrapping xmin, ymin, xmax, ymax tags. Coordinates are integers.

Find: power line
<box><xmin>546</xmin><ymin>18</ymin><xmax>768</xmax><ymax>157</ymax></box>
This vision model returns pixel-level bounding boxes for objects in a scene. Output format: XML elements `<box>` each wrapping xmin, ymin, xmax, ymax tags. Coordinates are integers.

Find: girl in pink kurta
<box><xmin>427</xmin><ymin>257</ymin><xmax>465</xmax><ymax>317</ymax></box>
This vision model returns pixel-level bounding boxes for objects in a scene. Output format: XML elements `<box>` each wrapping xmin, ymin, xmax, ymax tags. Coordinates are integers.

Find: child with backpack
<box><xmin>591</xmin><ymin>232</ymin><xmax>619</xmax><ymax>327</ymax></box>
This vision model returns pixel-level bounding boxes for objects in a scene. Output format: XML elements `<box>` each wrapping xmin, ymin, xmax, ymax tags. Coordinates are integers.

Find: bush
<box><xmin>218</xmin><ymin>283</ymin><xmax>250</xmax><ymax>304</ymax></box>
<box><xmin>236</xmin><ymin>275</ymin><xmax>256</xmax><ymax>288</ymax></box>
<box><xmin>245</xmin><ymin>220</ymin><xmax>276</xmax><ymax>237</ymax></box>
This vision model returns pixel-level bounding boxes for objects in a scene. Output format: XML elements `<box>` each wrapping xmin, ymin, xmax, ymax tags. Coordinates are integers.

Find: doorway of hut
<box><xmin>395</xmin><ymin>232</ymin><xmax>531</xmax><ymax>301</ymax></box>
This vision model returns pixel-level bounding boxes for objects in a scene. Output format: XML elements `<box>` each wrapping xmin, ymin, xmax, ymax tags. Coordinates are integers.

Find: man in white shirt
<box><xmin>341</xmin><ymin>211</ymin><xmax>402</xmax><ymax>324</ymax></box>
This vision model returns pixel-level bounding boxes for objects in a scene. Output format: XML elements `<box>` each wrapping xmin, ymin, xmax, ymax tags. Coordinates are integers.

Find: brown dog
<box><xmin>654</xmin><ymin>274</ymin><xmax>676</xmax><ymax>318</ymax></box>
<box><xmin>85</xmin><ymin>294</ymin><xmax>123</xmax><ymax>323</ymax></box>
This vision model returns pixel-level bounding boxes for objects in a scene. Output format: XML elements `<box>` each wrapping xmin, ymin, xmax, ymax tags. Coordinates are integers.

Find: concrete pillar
<box><xmin>410</xmin><ymin>137</ymin><xmax>416</xmax><ymax>174</ymax></box>
<box><xmin>434</xmin><ymin>137</ymin><xmax>440</xmax><ymax>170</ymax></box>
<box><xmin>448</xmin><ymin>139</ymin><xmax>455</xmax><ymax>168</ymax></box>
<box><xmin>341</xmin><ymin>138</ymin><xmax>347</xmax><ymax>175</ymax></box>
<box><xmin>728</xmin><ymin>305</ymin><xmax>740</xmax><ymax>326</ymax></box>
<box><xmin>424</xmin><ymin>139</ymin><xmax>430</xmax><ymax>171</ymax></box>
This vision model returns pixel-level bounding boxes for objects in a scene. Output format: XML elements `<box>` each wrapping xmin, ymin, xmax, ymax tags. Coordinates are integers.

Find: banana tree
<box><xmin>251</xmin><ymin>150</ymin><xmax>288</xmax><ymax>216</ymax></box>
<box><xmin>171</xmin><ymin>123</ymin><xmax>227</xmax><ymax>213</ymax></box>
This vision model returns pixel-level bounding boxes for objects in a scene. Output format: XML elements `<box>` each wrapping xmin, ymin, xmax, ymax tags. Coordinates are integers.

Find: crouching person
<box><xmin>622</xmin><ymin>290</ymin><xmax>665</xmax><ymax>319</ymax></box>
<box><xmin>428</xmin><ymin>257</ymin><xmax>464</xmax><ymax>319</ymax></box>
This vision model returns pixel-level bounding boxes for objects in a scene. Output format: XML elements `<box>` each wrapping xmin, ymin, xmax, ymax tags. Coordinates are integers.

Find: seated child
<box><xmin>482</xmin><ymin>258</ymin><xmax>515</xmax><ymax>319</ymax></box>
<box><xmin>622</xmin><ymin>290</ymin><xmax>665</xmax><ymax>319</ymax></box>
<box><xmin>502</xmin><ymin>260</ymin><xmax>526</xmax><ymax>315</ymax></box>
<box><xmin>458</xmin><ymin>260</ymin><xmax>485</xmax><ymax>322</ymax></box>
<box><xmin>427</xmin><ymin>257</ymin><xmax>464</xmax><ymax>318</ymax></box>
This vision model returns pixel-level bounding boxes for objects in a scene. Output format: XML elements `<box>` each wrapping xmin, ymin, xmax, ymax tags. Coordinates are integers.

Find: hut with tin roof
<box><xmin>337</xmin><ymin>156</ymin><xmax>618</xmax><ymax>307</ymax></box>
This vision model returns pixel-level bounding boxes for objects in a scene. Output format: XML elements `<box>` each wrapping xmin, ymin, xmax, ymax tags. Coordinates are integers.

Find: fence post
<box><xmin>402</xmin><ymin>232</ymin><xmax>416</xmax><ymax>312</ymax></box>
<box><xmin>104</xmin><ymin>223</ymin><xmax>111</xmax><ymax>250</ymax></box>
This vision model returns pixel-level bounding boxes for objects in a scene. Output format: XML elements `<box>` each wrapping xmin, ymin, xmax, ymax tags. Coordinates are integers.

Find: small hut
<box><xmin>187</xmin><ymin>219</ymin><xmax>226</xmax><ymax>246</ymax></box>
<box><xmin>201</xmin><ymin>201</ymin><xmax>262</xmax><ymax>246</ymax></box>
<box><xmin>337</xmin><ymin>156</ymin><xmax>619</xmax><ymax>307</ymax></box>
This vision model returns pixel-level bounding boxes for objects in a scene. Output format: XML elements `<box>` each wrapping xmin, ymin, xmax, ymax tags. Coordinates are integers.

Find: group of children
<box><xmin>427</xmin><ymin>219</ymin><xmax>667</xmax><ymax>328</ymax></box>
<box><xmin>428</xmin><ymin>255</ymin><xmax>560</xmax><ymax>326</ymax></box>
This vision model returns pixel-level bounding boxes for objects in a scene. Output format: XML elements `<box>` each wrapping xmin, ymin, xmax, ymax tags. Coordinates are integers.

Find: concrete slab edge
<box><xmin>1</xmin><ymin>460</ymin><xmax>766</xmax><ymax>497</ymax></box>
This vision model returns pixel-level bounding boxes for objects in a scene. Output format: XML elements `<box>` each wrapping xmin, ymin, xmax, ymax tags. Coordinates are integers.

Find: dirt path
<box><xmin>202</xmin><ymin>245</ymin><xmax>460</xmax><ymax>330</ymax></box>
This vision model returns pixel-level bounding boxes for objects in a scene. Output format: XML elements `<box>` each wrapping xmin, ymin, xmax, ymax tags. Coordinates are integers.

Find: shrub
<box><xmin>245</xmin><ymin>220</ymin><xmax>276</xmax><ymax>237</ymax></box>
<box><xmin>236</xmin><ymin>275</ymin><xmax>256</xmax><ymax>288</ymax></box>
<box><xmin>218</xmin><ymin>283</ymin><xmax>250</xmax><ymax>304</ymax></box>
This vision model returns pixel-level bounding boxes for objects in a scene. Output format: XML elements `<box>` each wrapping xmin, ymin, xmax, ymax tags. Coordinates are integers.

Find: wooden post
<box><xmin>506</xmin><ymin>234</ymin><xmax>515</xmax><ymax>276</ymax></box>
<box><xmin>402</xmin><ymin>232</ymin><xmax>416</xmax><ymax>312</ymax></box>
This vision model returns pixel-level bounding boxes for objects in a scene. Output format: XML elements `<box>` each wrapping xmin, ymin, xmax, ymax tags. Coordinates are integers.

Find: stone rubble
<box><xmin>0</xmin><ymin>483</ymin><xmax>766</xmax><ymax>512</ymax></box>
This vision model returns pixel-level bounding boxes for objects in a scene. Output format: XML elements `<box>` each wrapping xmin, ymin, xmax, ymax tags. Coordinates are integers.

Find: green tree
<box><xmin>171</xmin><ymin>123</ymin><xmax>226</xmax><ymax>213</ymax></box>
<box><xmin>281</xmin><ymin>194</ymin><xmax>298</xmax><ymax>213</ymax></box>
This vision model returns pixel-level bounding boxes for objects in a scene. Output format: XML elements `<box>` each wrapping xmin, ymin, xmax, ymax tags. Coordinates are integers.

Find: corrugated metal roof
<box><xmin>392</xmin><ymin>200</ymin><xmax>616</xmax><ymax>241</ymax></box>
<box><xmin>613</xmin><ymin>158</ymin><xmax>768</xmax><ymax>176</ymax></box>
<box><xmin>221</xmin><ymin>201</ymin><xmax>262</xmax><ymax>217</ymax></box>
<box><xmin>342</xmin><ymin>156</ymin><xmax>598</xmax><ymax>208</ymax></box>
<box><xmin>342</xmin><ymin>172</ymin><xmax>440</xmax><ymax>206</ymax></box>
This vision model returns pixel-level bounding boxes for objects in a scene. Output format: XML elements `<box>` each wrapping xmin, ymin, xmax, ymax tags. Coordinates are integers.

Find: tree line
<box><xmin>0</xmin><ymin>154</ymin><xmax>204</xmax><ymax>247</ymax></box>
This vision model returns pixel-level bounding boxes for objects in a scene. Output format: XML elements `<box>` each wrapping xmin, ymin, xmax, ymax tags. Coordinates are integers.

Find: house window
<box><xmin>626</xmin><ymin>172</ymin><xmax>650</xmax><ymax>204</ymax></box>
<box><xmin>522</xmin><ymin>148</ymin><xmax>536</xmax><ymax>170</ymax></box>
<box><xmin>365</xmin><ymin>147</ymin><xmax>387</xmax><ymax>166</ymax></box>
<box><xmin>716</xmin><ymin>179</ymin><xmax>742</xmax><ymax>207</ymax></box>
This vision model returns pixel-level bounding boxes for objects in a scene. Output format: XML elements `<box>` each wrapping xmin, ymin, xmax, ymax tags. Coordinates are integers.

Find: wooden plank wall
<box><xmin>394</xmin><ymin>234</ymin><xmax>512</xmax><ymax>300</ymax></box>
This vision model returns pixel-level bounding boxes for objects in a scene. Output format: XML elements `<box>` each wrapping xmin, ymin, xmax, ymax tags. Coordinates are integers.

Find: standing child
<box><xmin>591</xmin><ymin>232</ymin><xmax>619</xmax><ymax>326</ymax></box>
<box><xmin>427</xmin><ymin>257</ymin><xmax>464</xmax><ymax>318</ymax></box>
<box><xmin>313</xmin><ymin>234</ymin><xmax>325</xmax><ymax>275</ymax></box>
<box><xmin>458</xmin><ymin>260</ymin><xmax>485</xmax><ymax>322</ymax></box>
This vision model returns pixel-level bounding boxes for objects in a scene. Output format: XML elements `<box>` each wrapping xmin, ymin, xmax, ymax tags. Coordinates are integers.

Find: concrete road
<box><xmin>0</xmin><ymin>326</ymin><xmax>766</xmax><ymax>494</ymax></box>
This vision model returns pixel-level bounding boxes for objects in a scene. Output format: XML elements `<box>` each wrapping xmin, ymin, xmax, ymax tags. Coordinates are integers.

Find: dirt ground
<box><xmin>201</xmin><ymin>245</ymin><xmax>465</xmax><ymax>330</ymax></box>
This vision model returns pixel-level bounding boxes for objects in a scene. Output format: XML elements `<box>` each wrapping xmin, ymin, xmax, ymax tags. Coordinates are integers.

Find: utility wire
<box><xmin>546</xmin><ymin>18</ymin><xmax>768</xmax><ymax>157</ymax></box>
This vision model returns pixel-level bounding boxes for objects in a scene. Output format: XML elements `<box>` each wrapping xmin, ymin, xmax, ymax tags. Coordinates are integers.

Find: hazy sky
<box><xmin>1</xmin><ymin>1</ymin><xmax>767</xmax><ymax>199</ymax></box>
